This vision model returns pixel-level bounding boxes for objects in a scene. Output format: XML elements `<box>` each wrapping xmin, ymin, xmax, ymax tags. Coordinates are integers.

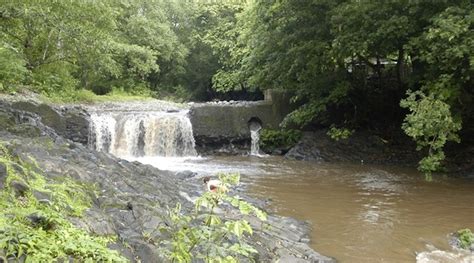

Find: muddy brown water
<box><xmin>131</xmin><ymin>155</ymin><xmax>474</xmax><ymax>262</ymax></box>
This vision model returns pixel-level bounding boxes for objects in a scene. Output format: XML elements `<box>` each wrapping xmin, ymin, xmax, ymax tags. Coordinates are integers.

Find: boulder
<box><xmin>26</xmin><ymin>213</ymin><xmax>51</xmax><ymax>229</ymax></box>
<box><xmin>60</xmin><ymin>106</ymin><xmax>90</xmax><ymax>145</ymax></box>
<box><xmin>32</xmin><ymin>190</ymin><xmax>53</xmax><ymax>205</ymax></box>
<box><xmin>10</xmin><ymin>180</ymin><xmax>29</xmax><ymax>197</ymax></box>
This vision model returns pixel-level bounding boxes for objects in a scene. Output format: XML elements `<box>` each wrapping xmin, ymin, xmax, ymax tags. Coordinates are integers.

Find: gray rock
<box><xmin>0</xmin><ymin>111</ymin><xmax>15</xmax><ymax>130</ymax></box>
<box><xmin>107</xmin><ymin>242</ymin><xmax>134</xmax><ymax>262</ymax></box>
<box><xmin>134</xmin><ymin>241</ymin><xmax>166</xmax><ymax>263</ymax></box>
<box><xmin>286</xmin><ymin>130</ymin><xmax>421</xmax><ymax>166</ymax></box>
<box><xmin>10</xmin><ymin>180</ymin><xmax>29</xmax><ymax>197</ymax></box>
<box><xmin>449</xmin><ymin>231</ymin><xmax>474</xmax><ymax>252</ymax></box>
<box><xmin>61</xmin><ymin>107</ymin><xmax>90</xmax><ymax>145</ymax></box>
<box><xmin>0</xmin><ymin>100</ymin><xmax>60</xmax><ymax>139</ymax></box>
<box><xmin>175</xmin><ymin>170</ymin><xmax>196</xmax><ymax>179</ymax></box>
<box><xmin>118</xmin><ymin>228</ymin><xmax>142</xmax><ymax>242</ymax></box>
<box><xmin>26</xmin><ymin>213</ymin><xmax>51</xmax><ymax>229</ymax></box>
<box><xmin>32</xmin><ymin>190</ymin><xmax>53</xmax><ymax>206</ymax></box>
<box><xmin>11</xmin><ymin>101</ymin><xmax>66</xmax><ymax>134</ymax></box>
<box><xmin>0</xmin><ymin>163</ymin><xmax>6</xmax><ymax>190</ymax></box>
<box><xmin>278</xmin><ymin>254</ymin><xmax>308</xmax><ymax>263</ymax></box>
<box><xmin>32</xmin><ymin>190</ymin><xmax>52</xmax><ymax>201</ymax></box>
<box><xmin>83</xmin><ymin>209</ymin><xmax>116</xmax><ymax>236</ymax></box>
<box><xmin>300</xmin><ymin>238</ymin><xmax>311</xmax><ymax>243</ymax></box>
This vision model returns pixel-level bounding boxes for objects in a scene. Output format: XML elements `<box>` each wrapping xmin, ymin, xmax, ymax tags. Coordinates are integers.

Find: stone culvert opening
<box><xmin>247</xmin><ymin>117</ymin><xmax>262</xmax><ymax>130</ymax></box>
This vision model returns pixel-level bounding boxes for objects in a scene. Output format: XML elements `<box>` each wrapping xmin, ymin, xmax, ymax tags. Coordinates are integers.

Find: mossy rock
<box><xmin>0</xmin><ymin>110</ymin><xmax>41</xmax><ymax>137</ymax></box>
<box><xmin>11</xmin><ymin>101</ymin><xmax>66</xmax><ymax>133</ymax></box>
<box><xmin>0</xmin><ymin>162</ymin><xmax>6</xmax><ymax>190</ymax></box>
<box><xmin>7</xmin><ymin>123</ymin><xmax>42</xmax><ymax>137</ymax></box>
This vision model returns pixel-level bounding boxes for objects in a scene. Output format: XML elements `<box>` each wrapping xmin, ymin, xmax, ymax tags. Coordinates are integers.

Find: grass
<box><xmin>40</xmin><ymin>88</ymin><xmax>155</xmax><ymax>104</ymax></box>
<box><xmin>0</xmin><ymin>142</ymin><xmax>127</xmax><ymax>262</ymax></box>
<box><xmin>457</xmin><ymin>228</ymin><xmax>474</xmax><ymax>249</ymax></box>
<box><xmin>1</xmin><ymin>84</ymin><xmax>193</xmax><ymax>105</ymax></box>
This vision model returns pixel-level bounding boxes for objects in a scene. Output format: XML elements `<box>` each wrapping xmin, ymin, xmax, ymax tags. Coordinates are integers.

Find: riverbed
<box><xmin>129</xmin><ymin>155</ymin><xmax>474</xmax><ymax>262</ymax></box>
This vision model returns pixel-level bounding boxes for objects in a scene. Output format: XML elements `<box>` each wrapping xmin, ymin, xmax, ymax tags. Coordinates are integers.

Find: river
<box><xmin>87</xmin><ymin>104</ymin><xmax>473</xmax><ymax>262</ymax></box>
<box><xmin>129</xmin><ymin>155</ymin><xmax>474</xmax><ymax>263</ymax></box>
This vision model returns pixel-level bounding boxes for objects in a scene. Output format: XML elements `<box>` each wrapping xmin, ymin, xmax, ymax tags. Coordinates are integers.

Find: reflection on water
<box><xmin>131</xmin><ymin>155</ymin><xmax>474</xmax><ymax>262</ymax></box>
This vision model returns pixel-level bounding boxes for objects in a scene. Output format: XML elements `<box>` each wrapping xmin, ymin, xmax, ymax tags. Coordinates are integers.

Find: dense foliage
<box><xmin>1</xmin><ymin>1</ymin><xmax>472</xmax><ymax>171</ymax></box>
<box><xmin>214</xmin><ymin>1</ymin><xmax>473</xmax><ymax>173</ymax></box>
<box><xmin>260</xmin><ymin>129</ymin><xmax>302</xmax><ymax>153</ymax></box>
<box><xmin>0</xmin><ymin>0</ymin><xmax>249</xmax><ymax>101</ymax></box>
<box><xmin>0</xmin><ymin>144</ymin><xmax>126</xmax><ymax>262</ymax></box>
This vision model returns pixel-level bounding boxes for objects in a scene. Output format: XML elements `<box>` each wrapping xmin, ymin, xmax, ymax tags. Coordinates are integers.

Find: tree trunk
<box><xmin>396</xmin><ymin>47</ymin><xmax>404</xmax><ymax>90</ymax></box>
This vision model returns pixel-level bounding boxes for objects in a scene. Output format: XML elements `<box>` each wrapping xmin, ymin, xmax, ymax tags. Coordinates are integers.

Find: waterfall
<box><xmin>249</xmin><ymin>121</ymin><xmax>262</xmax><ymax>156</ymax></box>
<box><xmin>89</xmin><ymin>111</ymin><xmax>197</xmax><ymax>157</ymax></box>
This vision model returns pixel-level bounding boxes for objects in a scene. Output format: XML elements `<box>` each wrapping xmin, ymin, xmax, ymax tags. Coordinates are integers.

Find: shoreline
<box><xmin>0</xmin><ymin>96</ymin><xmax>335</xmax><ymax>262</ymax></box>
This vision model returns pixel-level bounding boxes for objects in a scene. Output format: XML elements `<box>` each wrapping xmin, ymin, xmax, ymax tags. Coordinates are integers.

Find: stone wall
<box><xmin>189</xmin><ymin>90</ymin><xmax>292</xmax><ymax>153</ymax></box>
<box><xmin>1</xmin><ymin>90</ymin><xmax>293</xmax><ymax>154</ymax></box>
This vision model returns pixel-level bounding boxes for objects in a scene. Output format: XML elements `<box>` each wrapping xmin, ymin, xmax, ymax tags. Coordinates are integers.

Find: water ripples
<box><xmin>129</xmin><ymin>155</ymin><xmax>474</xmax><ymax>262</ymax></box>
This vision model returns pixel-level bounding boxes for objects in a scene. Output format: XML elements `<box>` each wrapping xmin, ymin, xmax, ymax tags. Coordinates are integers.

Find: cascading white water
<box><xmin>89</xmin><ymin>111</ymin><xmax>197</xmax><ymax>157</ymax></box>
<box><xmin>249</xmin><ymin>121</ymin><xmax>262</xmax><ymax>156</ymax></box>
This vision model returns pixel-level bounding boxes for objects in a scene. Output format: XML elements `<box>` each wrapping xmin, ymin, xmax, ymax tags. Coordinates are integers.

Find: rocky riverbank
<box><xmin>285</xmin><ymin>131</ymin><xmax>423</xmax><ymax>166</ymax></box>
<box><xmin>285</xmin><ymin>131</ymin><xmax>474</xmax><ymax>178</ymax></box>
<box><xmin>0</xmin><ymin>97</ymin><xmax>334</xmax><ymax>262</ymax></box>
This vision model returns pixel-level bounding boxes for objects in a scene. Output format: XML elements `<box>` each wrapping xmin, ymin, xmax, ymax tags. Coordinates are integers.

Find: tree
<box><xmin>214</xmin><ymin>0</ymin><xmax>351</xmax><ymax>126</ymax></box>
<box><xmin>0</xmin><ymin>2</ymin><xmax>120</xmax><ymax>93</ymax></box>
<box><xmin>401</xmin><ymin>4</ymin><xmax>473</xmax><ymax>174</ymax></box>
<box><xmin>209</xmin><ymin>0</ymin><xmax>473</xmax><ymax>173</ymax></box>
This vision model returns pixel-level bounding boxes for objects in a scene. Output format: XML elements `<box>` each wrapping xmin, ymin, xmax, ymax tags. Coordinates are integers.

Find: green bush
<box><xmin>260</xmin><ymin>129</ymin><xmax>302</xmax><ymax>151</ymax></box>
<box><xmin>31</xmin><ymin>63</ymin><xmax>78</xmax><ymax>95</ymax></box>
<box><xmin>42</xmin><ymin>88</ymin><xmax>97</xmax><ymax>103</ymax></box>
<box><xmin>400</xmin><ymin>90</ymin><xmax>461</xmax><ymax>175</ymax></box>
<box><xmin>0</xmin><ymin>143</ymin><xmax>126</xmax><ymax>262</ymax></box>
<box><xmin>107</xmin><ymin>85</ymin><xmax>155</xmax><ymax>98</ymax></box>
<box><xmin>158</xmin><ymin>173</ymin><xmax>267</xmax><ymax>262</ymax></box>
<box><xmin>326</xmin><ymin>126</ymin><xmax>353</xmax><ymax>141</ymax></box>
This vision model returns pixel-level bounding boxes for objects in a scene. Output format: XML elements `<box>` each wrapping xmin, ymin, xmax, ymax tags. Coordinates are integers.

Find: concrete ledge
<box><xmin>189</xmin><ymin>90</ymin><xmax>292</xmax><ymax>151</ymax></box>
<box><xmin>190</xmin><ymin>101</ymin><xmax>278</xmax><ymax>140</ymax></box>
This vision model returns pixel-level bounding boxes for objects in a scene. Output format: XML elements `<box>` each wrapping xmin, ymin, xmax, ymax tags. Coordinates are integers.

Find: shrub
<box><xmin>400</xmin><ymin>90</ymin><xmax>461</xmax><ymax>175</ymax></box>
<box><xmin>0</xmin><ymin>143</ymin><xmax>126</xmax><ymax>262</ymax></box>
<box><xmin>31</xmin><ymin>62</ymin><xmax>78</xmax><ymax>95</ymax></box>
<box><xmin>260</xmin><ymin>129</ymin><xmax>302</xmax><ymax>152</ymax></box>
<box><xmin>457</xmin><ymin>228</ymin><xmax>474</xmax><ymax>249</ymax></box>
<box><xmin>326</xmin><ymin>126</ymin><xmax>353</xmax><ymax>141</ymax></box>
<box><xmin>158</xmin><ymin>173</ymin><xmax>267</xmax><ymax>262</ymax></box>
